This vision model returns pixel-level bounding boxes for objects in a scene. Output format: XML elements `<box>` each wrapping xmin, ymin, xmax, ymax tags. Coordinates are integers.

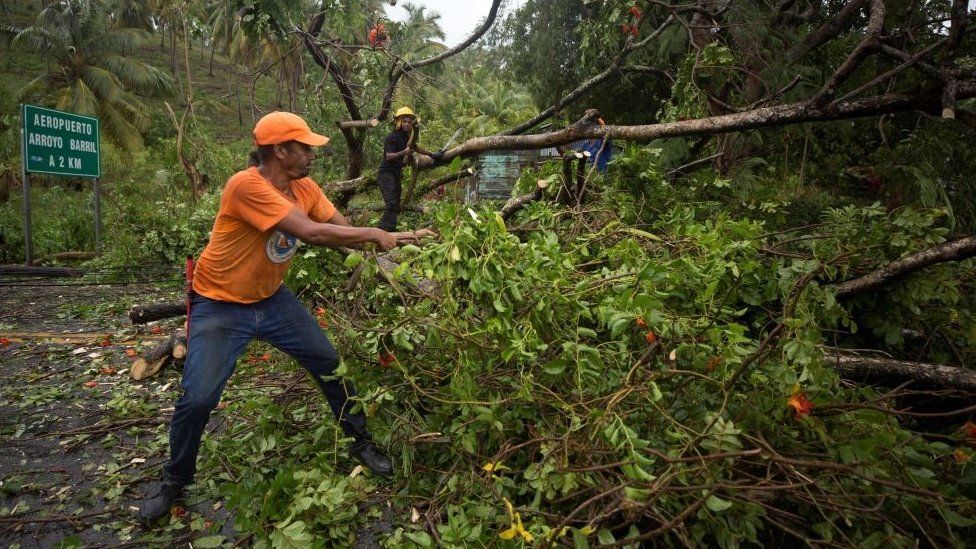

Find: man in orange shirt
<box><xmin>139</xmin><ymin>112</ymin><xmax>431</xmax><ymax>523</ymax></box>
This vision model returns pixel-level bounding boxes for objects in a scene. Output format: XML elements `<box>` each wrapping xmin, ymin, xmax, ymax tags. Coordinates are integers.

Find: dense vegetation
<box><xmin>2</xmin><ymin>0</ymin><xmax>975</xmax><ymax>546</ymax></box>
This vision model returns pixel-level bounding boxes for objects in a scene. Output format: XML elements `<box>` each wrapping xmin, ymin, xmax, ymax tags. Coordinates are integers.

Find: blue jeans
<box><xmin>162</xmin><ymin>286</ymin><xmax>369</xmax><ymax>486</ymax></box>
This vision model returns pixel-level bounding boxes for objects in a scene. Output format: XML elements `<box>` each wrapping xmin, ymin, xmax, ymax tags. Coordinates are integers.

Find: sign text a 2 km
<box><xmin>22</xmin><ymin>104</ymin><xmax>100</xmax><ymax>178</ymax></box>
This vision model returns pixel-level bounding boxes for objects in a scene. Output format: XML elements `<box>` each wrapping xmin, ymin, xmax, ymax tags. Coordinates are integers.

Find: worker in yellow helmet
<box><xmin>376</xmin><ymin>107</ymin><xmax>443</xmax><ymax>231</ymax></box>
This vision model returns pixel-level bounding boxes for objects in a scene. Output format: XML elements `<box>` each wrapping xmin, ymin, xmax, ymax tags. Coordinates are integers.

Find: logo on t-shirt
<box><xmin>266</xmin><ymin>230</ymin><xmax>300</xmax><ymax>264</ymax></box>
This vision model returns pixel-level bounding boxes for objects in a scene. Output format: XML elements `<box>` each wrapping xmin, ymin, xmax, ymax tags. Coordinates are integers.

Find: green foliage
<box><xmin>5</xmin><ymin>0</ymin><xmax>175</xmax><ymax>149</ymax></box>
<box><xmin>286</xmin><ymin>172</ymin><xmax>976</xmax><ymax>545</ymax></box>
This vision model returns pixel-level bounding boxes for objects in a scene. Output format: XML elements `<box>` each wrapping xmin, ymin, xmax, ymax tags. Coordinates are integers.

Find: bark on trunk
<box><xmin>835</xmin><ymin>236</ymin><xmax>976</xmax><ymax>297</ymax></box>
<box><xmin>443</xmin><ymin>88</ymin><xmax>976</xmax><ymax>162</ymax></box>
<box><xmin>826</xmin><ymin>353</ymin><xmax>976</xmax><ymax>392</ymax></box>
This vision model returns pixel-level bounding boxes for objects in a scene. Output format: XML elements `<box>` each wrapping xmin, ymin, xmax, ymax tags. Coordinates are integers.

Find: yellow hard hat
<box><xmin>394</xmin><ymin>107</ymin><xmax>416</xmax><ymax>119</ymax></box>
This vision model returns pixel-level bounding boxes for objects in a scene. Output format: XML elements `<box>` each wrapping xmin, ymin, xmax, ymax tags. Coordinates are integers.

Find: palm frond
<box><xmin>81</xmin><ymin>65</ymin><xmax>125</xmax><ymax>105</ymax></box>
<box><xmin>102</xmin><ymin>55</ymin><xmax>175</xmax><ymax>96</ymax></box>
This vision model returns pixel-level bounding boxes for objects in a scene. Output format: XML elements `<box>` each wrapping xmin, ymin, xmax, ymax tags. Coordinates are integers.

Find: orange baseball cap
<box><xmin>253</xmin><ymin>112</ymin><xmax>330</xmax><ymax>146</ymax></box>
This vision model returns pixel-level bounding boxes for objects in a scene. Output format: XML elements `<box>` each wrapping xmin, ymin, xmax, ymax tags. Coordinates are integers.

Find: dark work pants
<box><xmin>162</xmin><ymin>287</ymin><xmax>369</xmax><ymax>486</ymax></box>
<box><xmin>377</xmin><ymin>171</ymin><xmax>401</xmax><ymax>232</ymax></box>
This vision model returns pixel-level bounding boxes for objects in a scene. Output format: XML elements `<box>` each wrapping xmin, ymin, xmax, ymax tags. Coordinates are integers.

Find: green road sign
<box><xmin>21</xmin><ymin>104</ymin><xmax>100</xmax><ymax>178</ymax></box>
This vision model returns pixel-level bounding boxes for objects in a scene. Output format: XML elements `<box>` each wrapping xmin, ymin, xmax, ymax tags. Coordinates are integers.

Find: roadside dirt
<box><xmin>1</xmin><ymin>275</ymin><xmax>394</xmax><ymax>547</ymax></box>
<box><xmin>0</xmin><ymin>278</ymin><xmax>236</xmax><ymax>547</ymax></box>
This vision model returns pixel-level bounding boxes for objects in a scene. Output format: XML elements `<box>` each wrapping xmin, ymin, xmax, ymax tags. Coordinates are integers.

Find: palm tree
<box><xmin>106</xmin><ymin>0</ymin><xmax>155</xmax><ymax>30</ymax></box>
<box><xmin>452</xmin><ymin>71</ymin><xmax>538</xmax><ymax>135</ymax></box>
<box><xmin>396</xmin><ymin>3</ymin><xmax>446</xmax><ymax>58</ymax></box>
<box><xmin>3</xmin><ymin>0</ymin><xmax>174</xmax><ymax>149</ymax></box>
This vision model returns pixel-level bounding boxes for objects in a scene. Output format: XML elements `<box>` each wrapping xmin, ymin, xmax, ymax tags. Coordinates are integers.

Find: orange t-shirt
<box><xmin>192</xmin><ymin>167</ymin><xmax>337</xmax><ymax>303</ymax></box>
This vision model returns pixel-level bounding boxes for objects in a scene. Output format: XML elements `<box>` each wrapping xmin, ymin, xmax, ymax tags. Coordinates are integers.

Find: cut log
<box><xmin>130</xmin><ymin>333</ymin><xmax>178</xmax><ymax>381</ymax></box>
<box><xmin>129</xmin><ymin>301</ymin><xmax>186</xmax><ymax>324</ymax></box>
<box><xmin>826</xmin><ymin>352</ymin><xmax>976</xmax><ymax>392</ymax></box>
<box><xmin>172</xmin><ymin>329</ymin><xmax>187</xmax><ymax>359</ymax></box>
<box><xmin>29</xmin><ymin>252</ymin><xmax>97</xmax><ymax>266</ymax></box>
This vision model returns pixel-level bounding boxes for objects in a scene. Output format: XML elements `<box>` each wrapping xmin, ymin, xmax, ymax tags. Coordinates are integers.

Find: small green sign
<box><xmin>21</xmin><ymin>104</ymin><xmax>100</xmax><ymax>178</ymax></box>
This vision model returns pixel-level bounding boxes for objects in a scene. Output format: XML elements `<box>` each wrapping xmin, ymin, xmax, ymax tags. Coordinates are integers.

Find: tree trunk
<box><xmin>826</xmin><ymin>353</ymin><xmax>976</xmax><ymax>392</ymax></box>
<box><xmin>443</xmin><ymin>87</ymin><xmax>976</xmax><ymax>162</ymax></box>
<box><xmin>835</xmin><ymin>236</ymin><xmax>976</xmax><ymax>297</ymax></box>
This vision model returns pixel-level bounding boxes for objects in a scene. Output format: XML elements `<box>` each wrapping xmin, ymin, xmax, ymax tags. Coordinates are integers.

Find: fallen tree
<box><xmin>835</xmin><ymin>235</ymin><xmax>976</xmax><ymax>297</ymax></box>
<box><xmin>826</xmin><ymin>352</ymin><xmax>976</xmax><ymax>391</ymax></box>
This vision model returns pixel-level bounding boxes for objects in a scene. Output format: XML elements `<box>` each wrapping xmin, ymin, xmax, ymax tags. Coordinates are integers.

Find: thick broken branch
<box><xmin>788</xmin><ymin>0</ymin><xmax>868</xmax><ymax>62</ymax></box>
<box><xmin>501</xmin><ymin>180</ymin><xmax>549</xmax><ymax>220</ymax></box>
<box><xmin>944</xmin><ymin>0</ymin><xmax>969</xmax><ymax>58</ymax></box>
<box><xmin>337</xmin><ymin>118</ymin><xmax>379</xmax><ymax>129</ymax></box>
<box><xmin>834</xmin><ymin>235</ymin><xmax>976</xmax><ymax>297</ymax></box>
<box><xmin>442</xmin><ymin>86</ymin><xmax>976</xmax><ymax>161</ymax></box>
<box><xmin>415</xmin><ymin>167</ymin><xmax>476</xmax><ymax>197</ymax></box>
<box><xmin>323</xmin><ymin>168</ymin><xmax>475</xmax><ymax>210</ymax></box>
<box><xmin>826</xmin><ymin>352</ymin><xmax>976</xmax><ymax>391</ymax></box>
<box><xmin>814</xmin><ymin>0</ymin><xmax>886</xmax><ymax>106</ymax></box>
<box><xmin>500</xmin><ymin>15</ymin><xmax>676</xmax><ymax>136</ymax></box>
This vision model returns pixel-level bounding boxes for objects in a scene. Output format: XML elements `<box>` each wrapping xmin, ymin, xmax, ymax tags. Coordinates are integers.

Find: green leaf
<box><xmin>494</xmin><ymin>212</ymin><xmax>507</xmax><ymax>234</ymax></box>
<box><xmin>404</xmin><ymin>531</ymin><xmax>433</xmax><ymax>546</ymax></box>
<box><xmin>343</xmin><ymin>252</ymin><xmax>364</xmax><ymax>268</ymax></box>
<box><xmin>705</xmin><ymin>494</ymin><xmax>733</xmax><ymax>512</ymax></box>
<box><xmin>942</xmin><ymin>508</ymin><xmax>976</xmax><ymax>527</ymax></box>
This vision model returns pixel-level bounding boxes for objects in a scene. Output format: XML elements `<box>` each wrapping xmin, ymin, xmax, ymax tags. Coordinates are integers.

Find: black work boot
<box><xmin>349</xmin><ymin>440</ymin><xmax>394</xmax><ymax>478</ymax></box>
<box><xmin>138</xmin><ymin>481</ymin><xmax>183</xmax><ymax>524</ymax></box>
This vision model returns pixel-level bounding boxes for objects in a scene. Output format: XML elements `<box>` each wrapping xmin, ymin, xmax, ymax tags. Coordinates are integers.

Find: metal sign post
<box><xmin>20</xmin><ymin>110</ymin><xmax>32</xmax><ymax>265</ymax></box>
<box><xmin>19</xmin><ymin>104</ymin><xmax>101</xmax><ymax>265</ymax></box>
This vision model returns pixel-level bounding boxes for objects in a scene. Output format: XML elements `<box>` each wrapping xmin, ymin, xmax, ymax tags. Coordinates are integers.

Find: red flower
<box><xmin>963</xmin><ymin>421</ymin><xmax>976</xmax><ymax>439</ymax></box>
<box><xmin>635</xmin><ymin>316</ymin><xmax>647</xmax><ymax>329</ymax></box>
<box><xmin>644</xmin><ymin>331</ymin><xmax>657</xmax><ymax>345</ymax></box>
<box><xmin>787</xmin><ymin>390</ymin><xmax>815</xmax><ymax>419</ymax></box>
<box><xmin>100</xmin><ymin>338</ymin><xmax>111</xmax><ymax>347</ymax></box>
<box><xmin>629</xmin><ymin>6</ymin><xmax>643</xmax><ymax>19</ymax></box>
<box><xmin>378</xmin><ymin>352</ymin><xmax>396</xmax><ymax>367</ymax></box>
<box><xmin>368</xmin><ymin>23</ymin><xmax>388</xmax><ymax>48</ymax></box>
<box><xmin>621</xmin><ymin>23</ymin><xmax>632</xmax><ymax>35</ymax></box>
<box><xmin>125</xmin><ymin>348</ymin><xmax>138</xmax><ymax>357</ymax></box>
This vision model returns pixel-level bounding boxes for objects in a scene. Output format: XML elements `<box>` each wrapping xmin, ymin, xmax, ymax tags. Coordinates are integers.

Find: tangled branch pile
<box><xmin>263</xmin><ymin>173</ymin><xmax>973</xmax><ymax>546</ymax></box>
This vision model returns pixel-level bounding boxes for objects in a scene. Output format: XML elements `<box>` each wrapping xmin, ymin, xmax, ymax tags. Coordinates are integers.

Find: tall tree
<box><xmin>3</xmin><ymin>0</ymin><xmax>174</xmax><ymax>149</ymax></box>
